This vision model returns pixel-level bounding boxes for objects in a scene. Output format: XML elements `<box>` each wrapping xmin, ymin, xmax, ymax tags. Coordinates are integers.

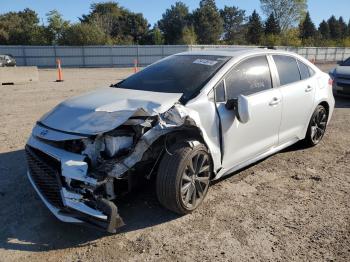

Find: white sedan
<box><xmin>26</xmin><ymin>48</ymin><xmax>335</xmax><ymax>232</ymax></box>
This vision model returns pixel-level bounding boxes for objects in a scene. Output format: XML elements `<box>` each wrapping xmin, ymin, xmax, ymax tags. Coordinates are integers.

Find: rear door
<box><xmin>271</xmin><ymin>55</ymin><xmax>316</xmax><ymax>144</ymax></box>
<box><xmin>216</xmin><ymin>55</ymin><xmax>282</xmax><ymax>169</ymax></box>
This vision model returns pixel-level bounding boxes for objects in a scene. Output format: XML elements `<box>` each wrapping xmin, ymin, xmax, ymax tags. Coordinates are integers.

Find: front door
<box><xmin>216</xmin><ymin>55</ymin><xmax>282</xmax><ymax>170</ymax></box>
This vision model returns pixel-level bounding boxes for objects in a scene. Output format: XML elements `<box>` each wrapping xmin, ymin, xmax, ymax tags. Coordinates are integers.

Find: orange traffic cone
<box><xmin>134</xmin><ymin>59</ymin><xmax>139</xmax><ymax>73</ymax></box>
<box><xmin>56</xmin><ymin>59</ymin><xmax>64</xmax><ymax>82</ymax></box>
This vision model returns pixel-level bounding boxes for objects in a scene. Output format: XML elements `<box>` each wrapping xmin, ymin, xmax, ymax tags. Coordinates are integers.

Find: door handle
<box><xmin>305</xmin><ymin>85</ymin><xmax>313</xmax><ymax>92</ymax></box>
<box><xmin>269</xmin><ymin>97</ymin><xmax>281</xmax><ymax>106</ymax></box>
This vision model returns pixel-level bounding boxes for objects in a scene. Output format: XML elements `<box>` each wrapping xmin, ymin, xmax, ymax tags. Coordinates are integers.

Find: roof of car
<box><xmin>177</xmin><ymin>47</ymin><xmax>294</xmax><ymax>57</ymax></box>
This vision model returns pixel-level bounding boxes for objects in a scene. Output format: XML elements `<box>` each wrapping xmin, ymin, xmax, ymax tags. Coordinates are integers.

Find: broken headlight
<box><xmin>104</xmin><ymin>135</ymin><xmax>133</xmax><ymax>158</ymax></box>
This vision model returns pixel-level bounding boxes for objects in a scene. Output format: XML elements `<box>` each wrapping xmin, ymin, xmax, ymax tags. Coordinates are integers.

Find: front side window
<box><xmin>116</xmin><ymin>55</ymin><xmax>230</xmax><ymax>103</ymax></box>
<box><xmin>273</xmin><ymin>55</ymin><xmax>301</xmax><ymax>86</ymax></box>
<box><xmin>215</xmin><ymin>80</ymin><xmax>226</xmax><ymax>102</ymax></box>
<box><xmin>225</xmin><ymin>56</ymin><xmax>272</xmax><ymax>99</ymax></box>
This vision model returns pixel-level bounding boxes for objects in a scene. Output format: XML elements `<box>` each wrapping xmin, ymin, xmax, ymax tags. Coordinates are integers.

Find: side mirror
<box><xmin>225</xmin><ymin>98</ymin><xmax>238</xmax><ymax>111</ymax></box>
<box><xmin>225</xmin><ymin>95</ymin><xmax>251</xmax><ymax>124</ymax></box>
<box><xmin>337</xmin><ymin>60</ymin><xmax>344</xmax><ymax>65</ymax></box>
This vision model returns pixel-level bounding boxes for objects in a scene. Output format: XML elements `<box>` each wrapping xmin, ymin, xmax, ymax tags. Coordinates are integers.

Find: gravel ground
<box><xmin>0</xmin><ymin>65</ymin><xmax>349</xmax><ymax>262</ymax></box>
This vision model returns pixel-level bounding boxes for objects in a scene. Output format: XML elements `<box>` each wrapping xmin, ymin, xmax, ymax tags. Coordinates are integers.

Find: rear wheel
<box><xmin>156</xmin><ymin>141</ymin><xmax>211</xmax><ymax>215</ymax></box>
<box><xmin>304</xmin><ymin>105</ymin><xmax>328</xmax><ymax>146</ymax></box>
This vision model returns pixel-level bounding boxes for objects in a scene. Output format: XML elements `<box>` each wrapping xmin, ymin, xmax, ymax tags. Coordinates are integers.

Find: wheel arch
<box><xmin>318</xmin><ymin>101</ymin><xmax>330</xmax><ymax>117</ymax></box>
<box><xmin>147</xmin><ymin>126</ymin><xmax>216</xmax><ymax>179</ymax></box>
<box><xmin>302</xmin><ymin>100</ymin><xmax>330</xmax><ymax>140</ymax></box>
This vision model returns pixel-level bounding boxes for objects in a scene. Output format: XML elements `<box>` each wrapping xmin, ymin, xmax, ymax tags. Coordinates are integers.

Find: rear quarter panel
<box><xmin>314</xmin><ymin>71</ymin><xmax>335</xmax><ymax>123</ymax></box>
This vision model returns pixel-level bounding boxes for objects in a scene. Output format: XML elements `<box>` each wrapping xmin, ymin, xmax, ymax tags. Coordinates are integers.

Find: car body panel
<box><xmin>276</xmin><ymin>74</ymin><xmax>317</xmax><ymax>143</ymax></box>
<box><xmin>217</xmin><ymin>88</ymin><xmax>282</xmax><ymax>169</ymax></box>
<box><xmin>330</xmin><ymin>61</ymin><xmax>350</xmax><ymax>96</ymax></box>
<box><xmin>0</xmin><ymin>54</ymin><xmax>16</xmax><ymax>67</ymax></box>
<box><xmin>315</xmin><ymin>73</ymin><xmax>335</xmax><ymax>123</ymax></box>
<box><xmin>40</xmin><ymin>87</ymin><xmax>182</xmax><ymax>135</ymax></box>
<box><xmin>184</xmin><ymin>96</ymin><xmax>222</xmax><ymax>171</ymax></box>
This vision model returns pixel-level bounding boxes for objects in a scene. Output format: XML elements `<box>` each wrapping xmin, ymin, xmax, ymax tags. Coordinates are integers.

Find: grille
<box><xmin>25</xmin><ymin>145</ymin><xmax>64</xmax><ymax>208</ymax></box>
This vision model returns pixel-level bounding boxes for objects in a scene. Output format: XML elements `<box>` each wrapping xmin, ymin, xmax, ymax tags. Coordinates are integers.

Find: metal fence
<box><xmin>0</xmin><ymin>45</ymin><xmax>349</xmax><ymax>68</ymax></box>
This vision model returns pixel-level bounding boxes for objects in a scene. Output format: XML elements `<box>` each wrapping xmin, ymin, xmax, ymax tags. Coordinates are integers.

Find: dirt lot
<box><xmin>0</xmin><ymin>65</ymin><xmax>349</xmax><ymax>262</ymax></box>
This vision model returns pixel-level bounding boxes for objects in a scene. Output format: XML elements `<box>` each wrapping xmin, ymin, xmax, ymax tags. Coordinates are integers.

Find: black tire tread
<box><xmin>303</xmin><ymin>105</ymin><xmax>327</xmax><ymax>147</ymax></box>
<box><xmin>156</xmin><ymin>141</ymin><xmax>208</xmax><ymax>215</ymax></box>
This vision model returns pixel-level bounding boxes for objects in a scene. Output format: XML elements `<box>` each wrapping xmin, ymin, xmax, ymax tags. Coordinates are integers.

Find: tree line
<box><xmin>0</xmin><ymin>0</ymin><xmax>349</xmax><ymax>47</ymax></box>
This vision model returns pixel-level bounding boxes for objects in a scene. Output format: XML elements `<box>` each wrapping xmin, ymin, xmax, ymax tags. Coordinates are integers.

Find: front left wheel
<box><xmin>156</xmin><ymin>141</ymin><xmax>211</xmax><ymax>215</ymax></box>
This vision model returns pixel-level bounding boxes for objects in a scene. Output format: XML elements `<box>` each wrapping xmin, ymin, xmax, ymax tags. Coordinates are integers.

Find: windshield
<box><xmin>342</xmin><ymin>57</ymin><xmax>350</xmax><ymax>66</ymax></box>
<box><xmin>116</xmin><ymin>55</ymin><xmax>230</xmax><ymax>102</ymax></box>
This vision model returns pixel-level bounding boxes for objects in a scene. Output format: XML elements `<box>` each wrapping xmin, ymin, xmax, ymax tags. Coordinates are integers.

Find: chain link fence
<box><xmin>0</xmin><ymin>45</ymin><xmax>349</xmax><ymax>68</ymax></box>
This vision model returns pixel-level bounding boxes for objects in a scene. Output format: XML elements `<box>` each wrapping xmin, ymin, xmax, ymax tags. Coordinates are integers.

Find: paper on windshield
<box><xmin>193</xmin><ymin>59</ymin><xmax>218</xmax><ymax>66</ymax></box>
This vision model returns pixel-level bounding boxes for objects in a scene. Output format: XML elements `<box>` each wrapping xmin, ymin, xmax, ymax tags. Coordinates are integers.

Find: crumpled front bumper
<box><xmin>25</xmin><ymin>135</ymin><xmax>124</xmax><ymax>233</ymax></box>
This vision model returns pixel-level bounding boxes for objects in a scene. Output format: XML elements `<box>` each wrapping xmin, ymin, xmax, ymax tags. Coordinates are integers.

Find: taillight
<box><xmin>328</xmin><ymin>78</ymin><xmax>333</xmax><ymax>86</ymax></box>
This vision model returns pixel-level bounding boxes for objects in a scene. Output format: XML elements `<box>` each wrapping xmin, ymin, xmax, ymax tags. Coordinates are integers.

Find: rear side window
<box><xmin>225</xmin><ymin>56</ymin><xmax>272</xmax><ymax>99</ymax></box>
<box><xmin>297</xmin><ymin>60</ymin><xmax>310</xmax><ymax>80</ymax></box>
<box><xmin>309</xmin><ymin>67</ymin><xmax>315</xmax><ymax>76</ymax></box>
<box><xmin>273</xmin><ymin>55</ymin><xmax>301</xmax><ymax>86</ymax></box>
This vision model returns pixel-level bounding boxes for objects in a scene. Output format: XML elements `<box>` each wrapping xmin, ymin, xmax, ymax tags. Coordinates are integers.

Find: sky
<box><xmin>0</xmin><ymin>0</ymin><xmax>349</xmax><ymax>27</ymax></box>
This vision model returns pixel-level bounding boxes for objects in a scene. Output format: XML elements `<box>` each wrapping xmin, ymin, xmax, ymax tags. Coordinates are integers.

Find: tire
<box><xmin>304</xmin><ymin>105</ymin><xmax>328</xmax><ymax>147</ymax></box>
<box><xmin>156</xmin><ymin>141</ymin><xmax>212</xmax><ymax>215</ymax></box>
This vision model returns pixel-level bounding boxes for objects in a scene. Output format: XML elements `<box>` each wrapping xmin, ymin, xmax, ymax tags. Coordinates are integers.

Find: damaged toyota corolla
<box><xmin>25</xmin><ymin>49</ymin><xmax>335</xmax><ymax>233</ymax></box>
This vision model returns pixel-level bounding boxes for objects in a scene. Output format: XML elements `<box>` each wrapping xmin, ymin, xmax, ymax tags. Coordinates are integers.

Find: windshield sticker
<box><xmin>193</xmin><ymin>59</ymin><xmax>218</xmax><ymax>66</ymax></box>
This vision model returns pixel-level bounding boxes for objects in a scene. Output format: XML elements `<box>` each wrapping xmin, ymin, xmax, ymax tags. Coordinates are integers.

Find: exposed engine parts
<box><xmin>27</xmin><ymin>103</ymin><xmax>206</xmax><ymax>233</ymax></box>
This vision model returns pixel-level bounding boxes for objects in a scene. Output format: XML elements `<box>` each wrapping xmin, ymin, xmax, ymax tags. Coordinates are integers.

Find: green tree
<box><xmin>31</xmin><ymin>25</ymin><xmax>50</xmax><ymax>45</ymax></box>
<box><xmin>246</xmin><ymin>10</ymin><xmax>263</xmax><ymax>45</ymax></box>
<box><xmin>46</xmin><ymin>10</ymin><xmax>70</xmax><ymax>44</ymax></box>
<box><xmin>80</xmin><ymin>2</ymin><xmax>149</xmax><ymax>44</ymax></box>
<box><xmin>181</xmin><ymin>26</ymin><xmax>197</xmax><ymax>44</ymax></box>
<box><xmin>260</xmin><ymin>0</ymin><xmax>307</xmax><ymax>31</ymax></box>
<box><xmin>125</xmin><ymin>13</ymin><xmax>150</xmax><ymax>43</ymax></box>
<box><xmin>280</xmin><ymin>28</ymin><xmax>302</xmax><ymax>46</ymax></box>
<box><xmin>141</xmin><ymin>26</ymin><xmax>165</xmax><ymax>45</ymax></box>
<box><xmin>0</xmin><ymin>28</ymin><xmax>9</xmax><ymax>44</ymax></box>
<box><xmin>265</xmin><ymin>13</ymin><xmax>280</xmax><ymax>35</ymax></box>
<box><xmin>193</xmin><ymin>0</ymin><xmax>223</xmax><ymax>44</ymax></box>
<box><xmin>0</xmin><ymin>8</ymin><xmax>45</xmax><ymax>45</ymax></box>
<box><xmin>59</xmin><ymin>23</ymin><xmax>108</xmax><ymax>45</ymax></box>
<box><xmin>318</xmin><ymin>20</ymin><xmax>330</xmax><ymax>39</ymax></box>
<box><xmin>328</xmin><ymin>15</ymin><xmax>341</xmax><ymax>40</ymax></box>
<box><xmin>158</xmin><ymin>2</ymin><xmax>191</xmax><ymax>44</ymax></box>
<box><xmin>262</xmin><ymin>33</ymin><xmax>281</xmax><ymax>46</ymax></box>
<box><xmin>152</xmin><ymin>27</ymin><xmax>165</xmax><ymax>45</ymax></box>
<box><xmin>219</xmin><ymin>6</ymin><xmax>246</xmax><ymax>44</ymax></box>
<box><xmin>80</xmin><ymin>2</ymin><xmax>124</xmax><ymax>35</ymax></box>
<box><xmin>299</xmin><ymin>12</ymin><xmax>316</xmax><ymax>40</ymax></box>
<box><xmin>338</xmin><ymin>16</ymin><xmax>347</xmax><ymax>39</ymax></box>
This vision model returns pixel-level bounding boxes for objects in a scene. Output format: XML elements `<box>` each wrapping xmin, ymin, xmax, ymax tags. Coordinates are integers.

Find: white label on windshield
<box><xmin>193</xmin><ymin>59</ymin><xmax>218</xmax><ymax>66</ymax></box>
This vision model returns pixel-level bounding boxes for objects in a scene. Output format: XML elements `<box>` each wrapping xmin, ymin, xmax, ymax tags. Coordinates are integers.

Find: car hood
<box><xmin>39</xmin><ymin>87</ymin><xmax>182</xmax><ymax>135</ymax></box>
<box><xmin>334</xmin><ymin>65</ymin><xmax>350</xmax><ymax>76</ymax></box>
